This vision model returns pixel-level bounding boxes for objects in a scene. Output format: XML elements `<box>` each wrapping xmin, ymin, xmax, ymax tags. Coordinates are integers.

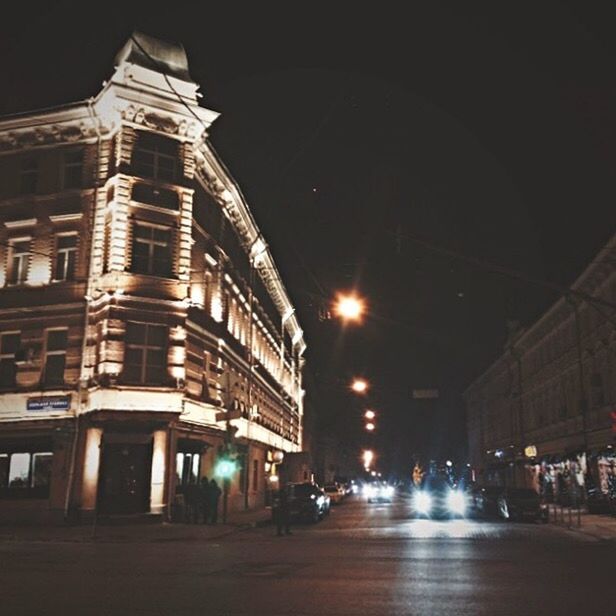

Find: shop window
<box><xmin>0</xmin><ymin>331</ymin><xmax>20</xmax><ymax>388</ymax></box>
<box><xmin>61</xmin><ymin>150</ymin><xmax>83</xmax><ymax>190</ymax></box>
<box><xmin>123</xmin><ymin>322</ymin><xmax>168</xmax><ymax>384</ymax></box>
<box><xmin>130</xmin><ymin>223</ymin><xmax>173</xmax><ymax>277</ymax></box>
<box><xmin>175</xmin><ymin>452</ymin><xmax>200</xmax><ymax>488</ymax></box>
<box><xmin>42</xmin><ymin>328</ymin><xmax>67</xmax><ymax>387</ymax></box>
<box><xmin>132</xmin><ymin>132</ymin><xmax>180</xmax><ymax>183</ymax></box>
<box><xmin>7</xmin><ymin>239</ymin><xmax>31</xmax><ymax>285</ymax></box>
<box><xmin>54</xmin><ymin>234</ymin><xmax>77</xmax><ymax>281</ymax></box>
<box><xmin>0</xmin><ymin>451</ymin><xmax>52</xmax><ymax>496</ymax></box>
<box><xmin>20</xmin><ymin>158</ymin><xmax>38</xmax><ymax>194</ymax></box>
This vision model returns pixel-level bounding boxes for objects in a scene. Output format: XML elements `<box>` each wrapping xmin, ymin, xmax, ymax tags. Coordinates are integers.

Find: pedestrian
<box><xmin>274</xmin><ymin>485</ymin><xmax>292</xmax><ymax>536</ymax></box>
<box><xmin>184</xmin><ymin>481</ymin><xmax>200</xmax><ymax>524</ymax></box>
<box><xmin>209</xmin><ymin>478</ymin><xmax>222</xmax><ymax>524</ymax></box>
<box><xmin>199</xmin><ymin>476</ymin><xmax>211</xmax><ymax>524</ymax></box>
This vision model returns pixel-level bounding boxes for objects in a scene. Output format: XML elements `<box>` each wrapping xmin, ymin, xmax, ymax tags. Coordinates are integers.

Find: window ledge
<box><xmin>128</xmin><ymin>200</ymin><xmax>180</xmax><ymax>216</ymax></box>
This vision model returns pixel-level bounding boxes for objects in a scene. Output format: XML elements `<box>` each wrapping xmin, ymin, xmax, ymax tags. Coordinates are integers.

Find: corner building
<box><xmin>0</xmin><ymin>33</ymin><xmax>306</xmax><ymax>523</ymax></box>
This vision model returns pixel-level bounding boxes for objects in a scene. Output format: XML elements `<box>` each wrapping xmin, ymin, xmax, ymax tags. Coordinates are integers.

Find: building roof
<box><xmin>114</xmin><ymin>31</ymin><xmax>193</xmax><ymax>82</ymax></box>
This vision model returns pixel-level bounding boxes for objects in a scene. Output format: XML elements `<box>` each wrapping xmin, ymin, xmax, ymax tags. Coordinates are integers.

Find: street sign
<box><xmin>412</xmin><ymin>389</ymin><xmax>439</xmax><ymax>399</ymax></box>
<box><xmin>27</xmin><ymin>395</ymin><xmax>71</xmax><ymax>412</ymax></box>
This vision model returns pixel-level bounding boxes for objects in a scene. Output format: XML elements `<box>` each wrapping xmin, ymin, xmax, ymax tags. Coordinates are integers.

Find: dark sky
<box><xmin>2</xmin><ymin>2</ymin><xmax>616</xmax><ymax>473</ymax></box>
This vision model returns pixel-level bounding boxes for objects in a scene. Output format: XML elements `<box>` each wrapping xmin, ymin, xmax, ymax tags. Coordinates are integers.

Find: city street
<box><xmin>2</xmin><ymin>496</ymin><xmax>615</xmax><ymax>616</ymax></box>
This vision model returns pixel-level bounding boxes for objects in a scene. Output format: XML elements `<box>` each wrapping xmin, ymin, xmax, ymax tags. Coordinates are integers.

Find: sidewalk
<box><xmin>0</xmin><ymin>507</ymin><xmax>272</xmax><ymax>544</ymax></box>
<box><xmin>547</xmin><ymin>506</ymin><xmax>616</xmax><ymax>542</ymax></box>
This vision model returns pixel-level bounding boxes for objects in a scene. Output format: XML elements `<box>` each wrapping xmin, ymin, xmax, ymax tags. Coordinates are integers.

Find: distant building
<box><xmin>464</xmin><ymin>234</ymin><xmax>616</xmax><ymax>502</ymax></box>
<box><xmin>0</xmin><ymin>32</ymin><xmax>306</xmax><ymax>523</ymax></box>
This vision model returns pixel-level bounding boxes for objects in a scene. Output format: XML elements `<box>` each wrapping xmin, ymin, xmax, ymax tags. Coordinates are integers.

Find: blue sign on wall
<box><xmin>27</xmin><ymin>395</ymin><xmax>71</xmax><ymax>412</ymax></box>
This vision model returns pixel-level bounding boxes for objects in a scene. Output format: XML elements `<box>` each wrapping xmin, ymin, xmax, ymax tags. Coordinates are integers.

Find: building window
<box><xmin>43</xmin><ymin>329</ymin><xmax>68</xmax><ymax>387</ymax></box>
<box><xmin>132</xmin><ymin>132</ymin><xmax>179</xmax><ymax>183</ymax></box>
<box><xmin>0</xmin><ymin>451</ymin><xmax>53</xmax><ymax>494</ymax></box>
<box><xmin>131</xmin><ymin>223</ymin><xmax>172</xmax><ymax>277</ymax></box>
<box><xmin>7</xmin><ymin>239</ymin><xmax>31</xmax><ymax>285</ymax></box>
<box><xmin>0</xmin><ymin>332</ymin><xmax>20</xmax><ymax>389</ymax></box>
<box><xmin>20</xmin><ymin>158</ymin><xmax>38</xmax><ymax>194</ymax></box>
<box><xmin>54</xmin><ymin>234</ymin><xmax>77</xmax><ymax>281</ymax></box>
<box><xmin>123</xmin><ymin>322</ymin><xmax>168</xmax><ymax>384</ymax></box>
<box><xmin>61</xmin><ymin>150</ymin><xmax>83</xmax><ymax>189</ymax></box>
<box><xmin>131</xmin><ymin>182</ymin><xmax>179</xmax><ymax>211</ymax></box>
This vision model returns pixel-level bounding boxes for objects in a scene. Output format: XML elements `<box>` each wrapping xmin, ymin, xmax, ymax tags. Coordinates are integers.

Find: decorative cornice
<box><xmin>121</xmin><ymin>104</ymin><xmax>197</xmax><ymax>139</ymax></box>
<box><xmin>0</xmin><ymin>117</ymin><xmax>110</xmax><ymax>153</ymax></box>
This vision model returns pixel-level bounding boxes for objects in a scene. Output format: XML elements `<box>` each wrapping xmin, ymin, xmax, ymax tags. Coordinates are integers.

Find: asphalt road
<box><xmin>2</xmin><ymin>496</ymin><xmax>615</xmax><ymax>616</ymax></box>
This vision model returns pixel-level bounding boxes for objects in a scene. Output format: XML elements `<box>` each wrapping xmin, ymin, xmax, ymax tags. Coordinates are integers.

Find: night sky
<box><xmin>2</xmin><ymin>2</ymin><xmax>616</xmax><ymax>474</ymax></box>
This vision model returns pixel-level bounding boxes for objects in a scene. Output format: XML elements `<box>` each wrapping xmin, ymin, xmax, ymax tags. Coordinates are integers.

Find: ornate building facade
<box><xmin>0</xmin><ymin>33</ymin><xmax>306</xmax><ymax>523</ymax></box>
<box><xmin>464</xmin><ymin>234</ymin><xmax>616</xmax><ymax>503</ymax></box>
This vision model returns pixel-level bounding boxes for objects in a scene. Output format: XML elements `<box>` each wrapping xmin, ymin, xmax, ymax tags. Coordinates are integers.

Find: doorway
<box><xmin>98</xmin><ymin>441</ymin><xmax>152</xmax><ymax>514</ymax></box>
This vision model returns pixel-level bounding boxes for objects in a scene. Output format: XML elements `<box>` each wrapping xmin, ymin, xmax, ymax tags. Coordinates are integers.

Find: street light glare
<box><xmin>334</xmin><ymin>294</ymin><xmax>365</xmax><ymax>322</ymax></box>
<box><xmin>364</xmin><ymin>410</ymin><xmax>375</xmax><ymax>420</ymax></box>
<box><xmin>365</xmin><ymin>422</ymin><xmax>375</xmax><ymax>431</ymax></box>
<box><xmin>351</xmin><ymin>378</ymin><xmax>368</xmax><ymax>393</ymax></box>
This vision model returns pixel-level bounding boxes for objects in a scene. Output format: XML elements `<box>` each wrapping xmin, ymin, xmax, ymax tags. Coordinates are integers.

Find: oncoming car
<box><xmin>412</xmin><ymin>474</ymin><xmax>467</xmax><ymax>518</ymax></box>
<box><xmin>364</xmin><ymin>481</ymin><xmax>395</xmax><ymax>503</ymax></box>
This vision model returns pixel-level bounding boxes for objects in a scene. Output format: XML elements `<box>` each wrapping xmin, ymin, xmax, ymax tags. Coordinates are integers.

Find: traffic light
<box><xmin>215</xmin><ymin>443</ymin><xmax>239</xmax><ymax>479</ymax></box>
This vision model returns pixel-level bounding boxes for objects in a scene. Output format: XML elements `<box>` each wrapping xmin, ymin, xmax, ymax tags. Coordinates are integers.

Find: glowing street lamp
<box><xmin>333</xmin><ymin>293</ymin><xmax>365</xmax><ymax>323</ymax></box>
<box><xmin>351</xmin><ymin>378</ymin><xmax>368</xmax><ymax>394</ymax></box>
<box><xmin>365</xmin><ymin>422</ymin><xmax>375</xmax><ymax>432</ymax></box>
<box><xmin>362</xmin><ymin>449</ymin><xmax>374</xmax><ymax>467</ymax></box>
<box><xmin>364</xmin><ymin>410</ymin><xmax>375</xmax><ymax>420</ymax></box>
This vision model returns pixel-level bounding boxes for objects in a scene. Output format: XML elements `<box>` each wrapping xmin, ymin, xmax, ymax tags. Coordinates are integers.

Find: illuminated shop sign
<box><xmin>27</xmin><ymin>395</ymin><xmax>71</xmax><ymax>412</ymax></box>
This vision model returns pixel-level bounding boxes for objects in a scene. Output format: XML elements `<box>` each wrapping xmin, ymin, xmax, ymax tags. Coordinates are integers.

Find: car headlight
<box><xmin>383</xmin><ymin>486</ymin><xmax>394</xmax><ymax>497</ymax></box>
<box><xmin>414</xmin><ymin>491</ymin><xmax>431</xmax><ymax>513</ymax></box>
<box><xmin>447</xmin><ymin>490</ymin><xmax>466</xmax><ymax>514</ymax></box>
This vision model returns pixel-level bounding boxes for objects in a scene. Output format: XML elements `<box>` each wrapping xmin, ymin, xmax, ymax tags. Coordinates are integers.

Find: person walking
<box><xmin>184</xmin><ymin>481</ymin><xmax>200</xmax><ymax>524</ymax></box>
<box><xmin>208</xmin><ymin>478</ymin><xmax>222</xmax><ymax>524</ymax></box>
<box><xmin>274</xmin><ymin>485</ymin><xmax>292</xmax><ymax>536</ymax></box>
<box><xmin>199</xmin><ymin>476</ymin><xmax>211</xmax><ymax>524</ymax></box>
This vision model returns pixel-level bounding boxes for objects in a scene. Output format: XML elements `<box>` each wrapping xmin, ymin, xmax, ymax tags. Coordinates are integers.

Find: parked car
<box><xmin>497</xmin><ymin>488</ymin><xmax>547</xmax><ymax>522</ymax></box>
<box><xmin>324</xmin><ymin>483</ymin><xmax>345</xmax><ymax>504</ymax></box>
<box><xmin>472</xmin><ymin>486</ymin><xmax>505</xmax><ymax>518</ymax></box>
<box><xmin>284</xmin><ymin>482</ymin><xmax>329</xmax><ymax>523</ymax></box>
<box><xmin>586</xmin><ymin>487</ymin><xmax>613</xmax><ymax>514</ymax></box>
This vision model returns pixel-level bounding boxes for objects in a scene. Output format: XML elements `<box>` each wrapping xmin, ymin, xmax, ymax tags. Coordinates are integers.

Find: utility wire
<box><xmin>392</xmin><ymin>228</ymin><xmax>616</xmax><ymax>314</ymax></box>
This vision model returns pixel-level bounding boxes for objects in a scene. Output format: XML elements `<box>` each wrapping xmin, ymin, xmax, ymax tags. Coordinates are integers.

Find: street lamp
<box><xmin>365</xmin><ymin>422</ymin><xmax>375</xmax><ymax>432</ymax></box>
<box><xmin>351</xmin><ymin>378</ymin><xmax>368</xmax><ymax>394</ymax></box>
<box><xmin>362</xmin><ymin>449</ymin><xmax>374</xmax><ymax>467</ymax></box>
<box><xmin>364</xmin><ymin>409</ymin><xmax>375</xmax><ymax>420</ymax></box>
<box><xmin>333</xmin><ymin>293</ymin><xmax>365</xmax><ymax>323</ymax></box>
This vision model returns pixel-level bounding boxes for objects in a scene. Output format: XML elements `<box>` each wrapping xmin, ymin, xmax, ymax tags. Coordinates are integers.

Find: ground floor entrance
<box><xmin>98</xmin><ymin>441</ymin><xmax>153</xmax><ymax>515</ymax></box>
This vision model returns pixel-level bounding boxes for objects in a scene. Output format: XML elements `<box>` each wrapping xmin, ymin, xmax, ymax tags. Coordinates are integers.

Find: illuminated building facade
<box><xmin>464</xmin><ymin>234</ymin><xmax>616</xmax><ymax>501</ymax></box>
<box><xmin>0</xmin><ymin>33</ymin><xmax>305</xmax><ymax>523</ymax></box>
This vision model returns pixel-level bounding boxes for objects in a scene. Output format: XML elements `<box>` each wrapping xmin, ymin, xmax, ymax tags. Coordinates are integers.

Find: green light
<box><xmin>215</xmin><ymin>459</ymin><xmax>237</xmax><ymax>479</ymax></box>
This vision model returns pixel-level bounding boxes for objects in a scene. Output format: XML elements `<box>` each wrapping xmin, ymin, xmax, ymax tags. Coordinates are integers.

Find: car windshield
<box><xmin>290</xmin><ymin>484</ymin><xmax>316</xmax><ymax>497</ymax></box>
<box><xmin>421</xmin><ymin>475</ymin><xmax>452</xmax><ymax>491</ymax></box>
<box><xmin>507</xmin><ymin>489</ymin><xmax>538</xmax><ymax>498</ymax></box>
